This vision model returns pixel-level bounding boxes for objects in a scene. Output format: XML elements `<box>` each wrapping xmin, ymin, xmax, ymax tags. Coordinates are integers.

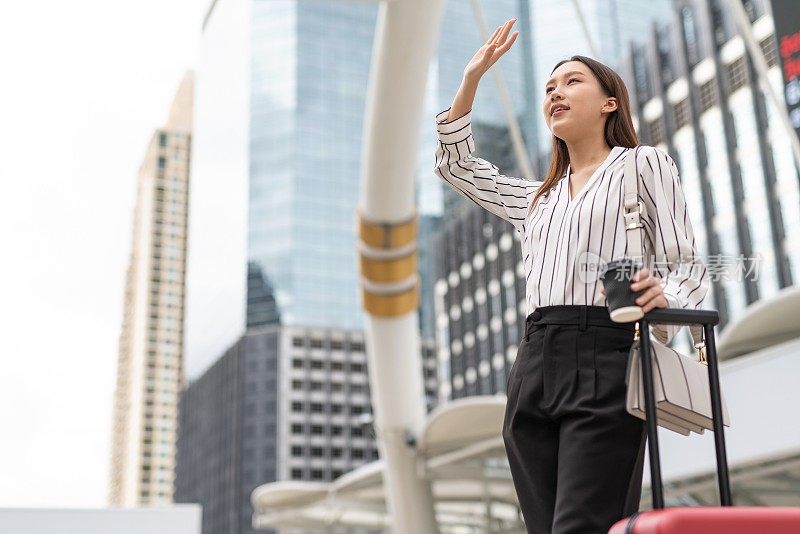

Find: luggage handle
<box><xmin>634</xmin><ymin>307</ymin><xmax>732</xmax><ymax>509</ymax></box>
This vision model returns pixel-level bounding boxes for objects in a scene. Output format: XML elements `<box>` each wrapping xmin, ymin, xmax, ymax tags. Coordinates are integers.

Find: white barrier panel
<box><xmin>0</xmin><ymin>506</ymin><xmax>201</xmax><ymax>534</ymax></box>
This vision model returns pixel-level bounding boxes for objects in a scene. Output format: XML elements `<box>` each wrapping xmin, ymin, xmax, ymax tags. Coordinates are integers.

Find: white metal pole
<box><xmin>357</xmin><ymin>0</ymin><xmax>443</xmax><ymax>531</ymax></box>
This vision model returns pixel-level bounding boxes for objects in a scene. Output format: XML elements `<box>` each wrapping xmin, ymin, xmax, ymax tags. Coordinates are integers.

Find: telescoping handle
<box><xmin>635</xmin><ymin>307</ymin><xmax>732</xmax><ymax>509</ymax></box>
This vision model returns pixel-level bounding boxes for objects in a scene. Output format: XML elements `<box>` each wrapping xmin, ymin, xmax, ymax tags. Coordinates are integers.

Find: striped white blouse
<box><xmin>434</xmin><ymin>106</ymin><xmax>710</xmax><ymax>345</ymax></box>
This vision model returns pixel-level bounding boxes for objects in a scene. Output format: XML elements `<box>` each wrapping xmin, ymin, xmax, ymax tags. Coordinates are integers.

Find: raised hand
<box><xmin>464</xmin><ymin>18</ymin><xmax>520</xmax><ymax>82</ymax></box>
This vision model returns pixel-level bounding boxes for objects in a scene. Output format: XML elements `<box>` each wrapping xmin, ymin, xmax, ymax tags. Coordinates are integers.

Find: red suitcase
<box><xmin>609</xmin><ymin>507</ymin><xmax>800</xmax><ymax>533</ymax></box>
<box><xmin>608</xmin><ymin>308</ymin><xmax>800</xmax><ymax>533</ymax></box>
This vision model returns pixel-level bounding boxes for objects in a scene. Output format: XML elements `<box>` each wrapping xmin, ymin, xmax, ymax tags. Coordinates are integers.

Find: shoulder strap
<box><xmin>622</xmin><ymin>147</ymin><xmax>645</xmax><ymax>267</ymax></box>
<box><xmin>622</xmin><ymin>146</ymin><xmax>704</xmax><ymax>346</ymax></box>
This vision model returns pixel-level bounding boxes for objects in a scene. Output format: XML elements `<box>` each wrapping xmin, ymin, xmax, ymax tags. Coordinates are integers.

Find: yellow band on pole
<box><xmin>361</xmin><ymin>283</ymin><xmax>419</xmax><ymax>317</ymax></box>
<box><xmin>359</xmin><ymin>252</ymin><xmax>417</xmax><ymax>283</ymax></box>
<box><xmin>356</xmin><ymin>209</ymin><xmax>419</xmax><ymax>317</ymax></box>
<box><xmin>357</xmin><ymin>208</ymin><xmax>417</xmax><ymax>249</ymax></box>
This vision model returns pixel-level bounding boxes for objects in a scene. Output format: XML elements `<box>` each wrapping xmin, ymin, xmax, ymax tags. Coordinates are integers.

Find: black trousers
<box><xmin>502</xmin><ymin>305</ymin><xmax>647</xmax><ymax>534</ymax></box>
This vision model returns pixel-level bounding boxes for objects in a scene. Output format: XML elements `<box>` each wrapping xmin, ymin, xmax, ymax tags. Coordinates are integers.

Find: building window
<box><xmin>310</xmin><ymin>469</ymin><xmax>324</xmax><ymax>480</ymax></box>
<box><xmin>291</xmin><ymin>445</ymin><xmax>303</xmax><ymax>457</ymax></box>
<box><xmin>699</xmin><ymin>80</ymin><xmax>717</xmax><ymax>113</ymax></box>
<box><xmin>760</xmin><ymin>36</ymin><xmax>778</xmax><ymax>68</ymax></box>
<box><xmin>291</xmin><ymin>423</ymin><xmax>303</xmax><ymax>434</ymax></box>
<box><xmin>331</xmin><ymin>361</ymin><xmax>343</xmax><ymax>371</ymax></box>
<box><xmin>311</xmin><ymin>447</ymin><xmax>324</xmax><ymax>457</ymax></box>
<box><xmin>310</xmin><ymin>338</ymin><xmax>323</xmax><ymax>349</ymax></box>
<box><xmin>681</xmin><ymin>6</ymin><xmax>701</xmax><ymax>67</ymax></box>
<box><xmin>291</xmin><ymin>468</ymin><xmax>303</xmax><ymax>479</ymax></box>
<box><xmin>310</xmin><ymin>402</ymin><xmax>324</xmax><ymax>413</ymax></box>
<box><xmin>291</xmin><ymin>401</ymin><xmax>303</xmax><ymax>412</ymax></box>
<box><xmin>727</xmin><ymin>56</ymin><xmax>747</xmax><ymax>92</ymax></box>
<box><xmin>673</xmin><ymin>99</ymin><xmax>690</xmax><ymax>130</ymax></box>
<box><xmin>352</xmin><ymin>449</ymin><xmax>364</xmax><ymax>459</ymax></box>
<box><xmin>159</xmin><ymin>133</ymin><xmax>167</xmax><ymax>147</ymax></box>
<box><xmin>311</xmin><ymin>424</ymin><xmax>324</xmax><ymax>435</ymax></box>
<box><xmin>351</xmin><ymin>363</ymin><xmax>364</xmax><ymax>373</ymax></box>
<box><xmin>656</xmin><ymin>27</ymin><xmax>675</xmax><ymax>84</ymax></box>
<box><xmin>292</xmin><ymin>337</ymin><xmax>304</xmax><ymax>347</ymax></box>
<box><xmin>291</xmin><ymin>380</ymin><xmax>304</xmax><ymax>390</ymax></box>
<box><xmin>709</xmin><ymin>0</ymin><xmax>727</xmax><ymax>47</ymax></box>
<box><xmin>310</xmin><ymin>360</ymin><xmax>324</xmax><ymax>370</ymax></box>
<box><xmin>740</xmin><ymin>0</ymin><xmax>756</xmax><ymax>21</ymax></box>
<box><xmin>632</xmin><ymin>46</ymin><xmax>650</xmax><ymax>102</ymax></box>
<box><xmin>292</xmin><ymin>359</ymin><xmax>303</xmax><ymax>369</ymax></box>
<box><xmin>647</xmin><ymin>117</ymin><xmax>665</xmax><ymax>146</ymax></box>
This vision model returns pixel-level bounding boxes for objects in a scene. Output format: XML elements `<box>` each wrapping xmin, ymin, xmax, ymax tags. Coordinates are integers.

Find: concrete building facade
<box><xmin>175</xmin><ymin>325</ymin><xmax>437</xmax><ymax>533</ymax></box>
<box><xmin>621</xmin><ymin>0</ymin><xmax>799</xmax><ymax>329</ymax></box>
<box><xmin>109</xmin><ymin>73</ymin><xmax>194</xmax><ymax>505</ymax></box>
<box><xmin>432</xmin><ymin>204</ymin><xmax>527</xmax><ymax>402</ymax></box>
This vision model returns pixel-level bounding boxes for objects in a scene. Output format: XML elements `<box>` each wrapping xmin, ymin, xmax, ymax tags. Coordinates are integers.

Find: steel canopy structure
<box><xmin>252</xmin><ymin>396</ymin><xmax>524</xmax><ymax>532</ymax></box>
<box><xmin>716</xmin><ymin>285</ymin><xmax>800</xmax><ymax>360</ymax></box>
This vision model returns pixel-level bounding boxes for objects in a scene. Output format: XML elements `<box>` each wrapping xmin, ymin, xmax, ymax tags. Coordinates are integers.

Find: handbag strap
<box><xmin>622</xmin><ymin>146</ymin><xmax>704</xmax><ymax>347</ymax></box>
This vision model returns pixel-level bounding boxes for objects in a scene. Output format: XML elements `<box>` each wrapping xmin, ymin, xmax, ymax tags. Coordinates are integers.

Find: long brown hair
<box><xmin>528</xmin><ymin>55</ymin><xmax>639</xmax><ymax>216</ymax></box>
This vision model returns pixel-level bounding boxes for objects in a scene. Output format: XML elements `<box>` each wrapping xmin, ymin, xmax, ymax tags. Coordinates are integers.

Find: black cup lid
<box><xmin>600</xmin><ymin>257</ymin><xmax>640</xmax><ymax>278</ymax></box>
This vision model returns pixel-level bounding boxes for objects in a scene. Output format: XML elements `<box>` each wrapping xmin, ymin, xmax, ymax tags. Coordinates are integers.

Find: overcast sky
<box><xmin>0</xmin><ymin>0</ymin><xmax>209</xmax><ymax>507</ymax></box>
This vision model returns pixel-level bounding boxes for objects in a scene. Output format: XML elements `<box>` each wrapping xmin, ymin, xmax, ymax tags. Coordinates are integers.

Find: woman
<box><xmin>434</xmin><ymin>18</ymin><xmax>709</xmax><ymax>533</ymax></box>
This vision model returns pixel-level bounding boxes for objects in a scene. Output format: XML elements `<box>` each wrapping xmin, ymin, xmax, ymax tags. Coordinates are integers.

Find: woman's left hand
<box><xmin>628</xmin><ymin>267</ymin><xmax>669</xmax><ymax>313</ymax></box>
<box><xmin>599</xmin><ymin>267</ymin><xmax>669</xmax><ymax>313</ymax></box>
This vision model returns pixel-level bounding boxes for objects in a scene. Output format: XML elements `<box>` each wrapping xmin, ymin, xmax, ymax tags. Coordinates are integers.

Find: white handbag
<box><xmin>620</xmin><ymin>146</ymin><xmax>731</xmax><ymax>436</ymax></box>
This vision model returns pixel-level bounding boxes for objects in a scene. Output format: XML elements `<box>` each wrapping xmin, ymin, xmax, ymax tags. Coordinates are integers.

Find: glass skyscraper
<box><xmin>247</xmin><ymin>1</ymin><xmax>378</xmax><ymax>331</ymax></box>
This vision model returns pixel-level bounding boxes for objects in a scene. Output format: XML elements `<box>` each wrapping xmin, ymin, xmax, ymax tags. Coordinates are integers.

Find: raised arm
<box><xmin>434</xmin><ymin>107</ymin><xmax>536</xmax><ymax>232</ymax></box>
<box><xmin>443</xmin><ymin>18</ymin><xmax>518</xmax><ymax>122</ymax></box>
<box><xmin>433</xmin><ymin>18</ymin><xmax>536</xmax><ymax>232</ymax></box>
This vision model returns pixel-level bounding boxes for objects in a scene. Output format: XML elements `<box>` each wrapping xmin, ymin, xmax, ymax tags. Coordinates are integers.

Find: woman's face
<box><xmin>542</xmin><ymin>60</ymin><xmax>615</xmax><ymax>141</ymax></box>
